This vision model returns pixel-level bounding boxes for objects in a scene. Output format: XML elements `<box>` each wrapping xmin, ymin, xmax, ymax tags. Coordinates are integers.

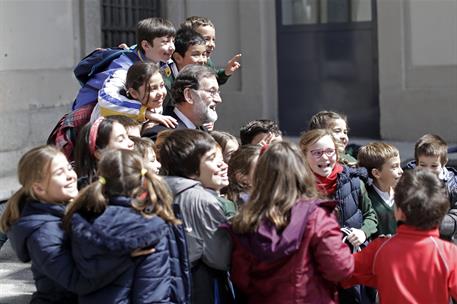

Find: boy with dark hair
<box><xmin>407</xmin><ymin>133</ymin><xmax>457</xmax><ymax>243</ymax></box>
<box><xmin>159</xmin><ymin>129</ymin><xmax>233</xmax><ymax>303</ymax></box>
<box><xmin>181</xmin><ymin>16</ymin><xmax>241</xmax><ymax>85</ymax></box>
<box><xmin>172</xmin><ymin>27</ymin><xmax>207</xmax><ymax>71</ymax></box>
<box><xmin>357</xmin><ymin>142</ymin><xmax>403</xmax><ymax>236</ymax></box>
<box><xmin>49</xmin><ymin>18</ymin><xmax>176</xmax><ymax>161</ymax></box>
<box><xmin>239</xmin><ymin>119</ymin><xmax>282</xmax><ymax>145</ymax></box>
<box><xmin>342</xmin><ymin>169</ymin><xmax>457</xmax><ymax>303</ymax></box>
<box><xmin>73</xmin><ymin>17</ymin><xmax>176</xmax><ymax>110</ymax></box>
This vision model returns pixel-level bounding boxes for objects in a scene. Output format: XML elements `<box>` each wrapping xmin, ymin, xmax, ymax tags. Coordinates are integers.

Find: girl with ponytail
<box><xmin>0</xmin><ymin>145</ymin><xmax>129</xmax><ymax>303</ymax></box>
<box><xmin>65</xmin><ymin>149</ymin><xmax>191</xmax><ymax>303</ymax></box>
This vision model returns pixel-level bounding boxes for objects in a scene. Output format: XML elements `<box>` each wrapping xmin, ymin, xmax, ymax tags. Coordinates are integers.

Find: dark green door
<box><xmin>276</xmin><ymin>0</ymin><xmax>379</xmax><ymax>137</ymax></box>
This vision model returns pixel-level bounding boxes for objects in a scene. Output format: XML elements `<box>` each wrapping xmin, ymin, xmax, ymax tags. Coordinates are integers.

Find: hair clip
<box><xmin>98</xmin><ymin>176</ymin><xmax>106</xmax><ymax>185</ymax></box>
<box><xmin>144</xmin><ymin>205</ymin><xmax>154</xmax><ymax>214</ymax></box>
<box><xmin>141</xmin><ymin>168</ymin><xmax>148</xmax><ymax>176</ymax></box>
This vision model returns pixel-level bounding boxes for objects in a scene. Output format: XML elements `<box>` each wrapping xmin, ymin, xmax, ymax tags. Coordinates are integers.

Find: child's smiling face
<box><xmin>305</xmin><ymin>134</ymin><xmax>337</xmax><ymax>177</ymax></box>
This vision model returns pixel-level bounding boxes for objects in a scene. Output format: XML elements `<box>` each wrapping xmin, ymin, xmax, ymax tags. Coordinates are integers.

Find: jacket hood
<box><xmin>339</xmin><ymin>165</ymin><xmax>370</xmax><ymax>185</ymax></box>
<box><xmin>164</xmin><ymin>176</ymin><xmax>201</xmax><ymax>196</ymax></box>
<box><xmin>228</xmin><ymin>199</ymin><xmax>336</xmax><ymax>262</ymax></box>
<box><xmin>442</xmin><ymin>166</ymin><xmax>457</xmax><ymax>183</ymax></box>
<box><xmin>7</xmin><ymin>199</ymin><xmax>65</xmax><ymax>262</ymax></box>
<box><xmin>405</xmin><ymin>160</ymin><xmax>456</xmax><ymax>182</ymax></box>
<box><xmin>71</xmin><ymin>196</ymin><xmax>167</xmax><ymax>254</ymax></box>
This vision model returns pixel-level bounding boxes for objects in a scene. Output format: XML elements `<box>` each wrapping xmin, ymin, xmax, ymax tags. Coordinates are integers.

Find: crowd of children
<box><xmin>1</xmin><ymin>15</ymin><xmax>457</xmax><ymax>304</ymax></box>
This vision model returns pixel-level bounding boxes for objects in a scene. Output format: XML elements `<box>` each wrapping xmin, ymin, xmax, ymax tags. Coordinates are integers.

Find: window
<box><xmin>281</xmin><ymin>0</ymin><xmax>371</xmax><ymax>25</ymax></box>
<box><xmin>101</xmin><ymin>0</ymin><xmax>163</xmax><ymax>47</ymax></box>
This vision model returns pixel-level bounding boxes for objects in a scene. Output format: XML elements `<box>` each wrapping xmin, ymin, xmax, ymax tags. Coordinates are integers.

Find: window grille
<box><xmin>101</xmin><ymin>0</ymin><xmax>162</xmax><ymax>48</ymax></box>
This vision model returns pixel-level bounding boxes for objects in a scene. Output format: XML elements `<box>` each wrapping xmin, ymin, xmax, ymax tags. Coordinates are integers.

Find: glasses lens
<box><xmin>311</xmin><ymin>150</ymin><xmax>323</xmax><ymax>158</ymax></box>
<box><xmin>324</xmin><ymin>148</ymin><xmax>335</xmax><ymax>157</ymax></box>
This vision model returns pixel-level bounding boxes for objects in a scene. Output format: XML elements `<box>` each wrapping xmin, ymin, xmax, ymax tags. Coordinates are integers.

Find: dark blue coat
<box><xmin>334</xmin><ymin>166</ymin><xmax>366</xmax><ymax>229</ymax></box>
<box><xmin>70</xmin><ymin>195</ymin><xmax>191</xmax><ymax>303</ymax></box>
<box><xmin>7</xmin><ymin>198</ymin><xmax>127</xmax><ymax>304</ymax></box>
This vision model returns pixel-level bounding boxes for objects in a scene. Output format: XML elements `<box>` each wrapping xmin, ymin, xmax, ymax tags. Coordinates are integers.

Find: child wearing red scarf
<box><xmin>300</xmin><ymin>129</ymin><xmax>378</xmax><ymax>304</ymax></box>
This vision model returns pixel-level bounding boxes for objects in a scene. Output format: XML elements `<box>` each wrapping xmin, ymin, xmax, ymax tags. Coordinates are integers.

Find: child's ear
<box><xmin>394</xmin><ymin>206</ymin><xmax>406</xmax><ymax>222</ymax></box>
<box><xmin>94</xmin><ymin>149</ymin><xmax>102</xmax><ymax>161</ymax></box>
<box><xmin>140</xmin><ymin>40</ymin><xmax>151</xmax><ymax>52</ymax></box>
<box><xmin>128</xmin><ymin>89</ymin><xmax>140</xmax><ymax>101</ymax></box>
<box><xmin>32</xmin><ymin>182</ymin><xmax>46</xmax><ymax>198</ymax></box>
<box><xmin>372</xmin><ymin>168</ymin><xmax>381</xmax><ymax>179</ymax></box>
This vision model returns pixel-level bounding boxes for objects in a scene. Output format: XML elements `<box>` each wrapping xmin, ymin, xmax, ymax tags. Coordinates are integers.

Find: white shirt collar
<box><xmin>174</xmin><ymin>107</ymin><xmax>197</xmax><ymax>129</ymax></box>
<box><xmin>373</xmin><ymin>184</ymin><xmax>395</xmax><ymax>207</ymax></box>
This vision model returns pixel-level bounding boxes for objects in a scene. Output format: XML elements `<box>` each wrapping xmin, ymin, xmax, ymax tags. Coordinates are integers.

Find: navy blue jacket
<box><xmin>334</xmin><ymin>166</ymin><xmax>378</xmax><ymax>238</ymax></box>
<box><xmin>7</xmin><ymin>198</ymin><xmax>127</xmax><ymax>303</ymax></box>
<box><xmin>70</xmin><ymin>195</ymin><xmax>191</xmax><ymax>303</ymax></box>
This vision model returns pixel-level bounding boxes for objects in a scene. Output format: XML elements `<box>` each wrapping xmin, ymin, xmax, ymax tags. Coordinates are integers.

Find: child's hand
<box><xmin>147</xmin><ymin>113</ymin><xmax>178</xmax><ymax>128</ymax></box>
<box><xmin>255</xmin><ymin>132</ymin><xmax>275</xmax><ymax>146</ymax></box>
<box><xmin>131</xmin><ymin>247</ymin><xmax>155</xmax><ymax>257</ymax></box>
<box><xmin>346</xmin><ymin>228</ymin><xmax>366</xmax><ymax>247</ymax></box>
<box><xmin>224</xmin><ymin>53</ymin><xmax>242</xmax><ymax>76</ymax></box>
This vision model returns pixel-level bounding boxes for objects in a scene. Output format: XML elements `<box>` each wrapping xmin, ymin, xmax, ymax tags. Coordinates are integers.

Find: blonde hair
<box><xmin>231</xmin><ymin>141</ymin><xmax>318</xmax><ymax>233</ymax></box>
<box><xmin>299</xmin><ymin>129</ymin><xmax>337</xmax><ymax>156</ymax></box>
<box><xmin>0</xmin><ymin>145</ymin><xmax>62</xmax><ymax>232</ymax></box>
<box><xmin>357</xmin><ymin>142</ymin><xmax>400</xmax><ymax>178</ymax></box>
<box><xmin>64</xmin><ymin>149</ymin><xmax>179</xmax><ymax>231</ymax></box>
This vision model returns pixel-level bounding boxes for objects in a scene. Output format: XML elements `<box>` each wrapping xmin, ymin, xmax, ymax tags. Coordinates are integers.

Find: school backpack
<box><xmin>47</xmin><ymin>103</ymin><xmax>95</xmax><ymax>162</ymax></box>
<box><xmin>73</xmin><ymin>46</ymin><xmax>137</xmax><ymax>86</ymax></box>
<box><xmin>48</xmin><ymin>46</ymin><xmax>138</xmax><ymax>160</ymax></box>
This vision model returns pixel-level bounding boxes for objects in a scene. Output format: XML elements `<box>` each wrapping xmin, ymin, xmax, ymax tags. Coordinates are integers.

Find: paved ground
<box><xmin>0</xmin><ymin>138</ymin><xmax>455</xmax><ymax>303</ymax></box>
<box><xmin>0</xmin><ymin>240</ymin><xmax>34</xmax><ymax>304</ymax></box>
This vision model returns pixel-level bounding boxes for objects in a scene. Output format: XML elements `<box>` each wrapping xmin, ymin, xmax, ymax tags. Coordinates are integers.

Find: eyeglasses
<box><xmin>192</xmin><ymin>88</ymin><xmax>221</xmax><ymax>98</ymax></box>
<box><xmin>309</xmin><ymin>148</ymin><xmax>336</xmax><ymax>159</ymax></box>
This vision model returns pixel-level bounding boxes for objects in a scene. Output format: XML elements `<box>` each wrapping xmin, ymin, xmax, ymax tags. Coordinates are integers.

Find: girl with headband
<box><xmin>64</xmin><ymin>149</ymin><xmax>190</xmax><ymax>303</ymax></box>
<box><xmin>74</xmin><ymin>116</ymin><xmax>134</xmax><ymax>189</ymax></box>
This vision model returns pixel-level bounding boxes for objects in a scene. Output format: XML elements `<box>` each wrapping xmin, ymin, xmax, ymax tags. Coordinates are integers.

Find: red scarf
<box><xmin>314</xmin><ymin>163</ymin><xmax>343</xmax><ymax>196</ymax></box>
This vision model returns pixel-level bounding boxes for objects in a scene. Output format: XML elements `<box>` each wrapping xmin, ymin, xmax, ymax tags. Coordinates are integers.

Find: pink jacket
<box><xmin>226</xmin><ymin>200</ymin><xmax>354</xmax><ymax>304</ymax></box>
<box><xmin>342</xmin><ymin>225</ymin><xmax>457</xmax><ymax>303</ymax></box>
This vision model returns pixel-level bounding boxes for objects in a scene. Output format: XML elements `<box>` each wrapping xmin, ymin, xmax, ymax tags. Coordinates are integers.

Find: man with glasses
<box><xmin>143</xmin><ymin>64</ymin><xmax>222</xmax><ymax>141</ymax></box>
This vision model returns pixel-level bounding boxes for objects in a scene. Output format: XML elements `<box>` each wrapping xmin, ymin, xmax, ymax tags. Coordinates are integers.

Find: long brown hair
<box><xmin>64</xmin><ymin>149</ymin><xmax>179</xmax><ymax>231</ymax></box>
<box><xmin>231</xmin><ymin>141</ymin><xmax>319</xmax><ymax>233</ymax></box>
<box><xmin>0</xmin><ymin>145</ymin><xmax>62</xmax><ymax>232</ymax></box>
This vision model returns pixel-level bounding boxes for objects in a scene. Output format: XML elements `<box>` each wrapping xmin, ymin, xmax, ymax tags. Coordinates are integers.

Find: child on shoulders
<box><xmin>92</xmin><ymin>62</ymin><xmax>178</xmax><ymax>129</ymax></box>
<box><xmin>181</xmin><ymin>16</ymin><xmax>241</xmax><ymax>85</ymax></box>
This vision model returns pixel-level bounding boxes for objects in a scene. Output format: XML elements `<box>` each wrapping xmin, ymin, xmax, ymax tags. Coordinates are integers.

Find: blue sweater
<box><xmin>70</xmin><ymin>195</ymin><xmax>191</xmax><ymax>303</ymax></box>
